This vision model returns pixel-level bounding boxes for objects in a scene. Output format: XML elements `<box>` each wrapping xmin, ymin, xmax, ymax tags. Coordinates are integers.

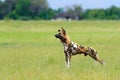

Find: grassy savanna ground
<box><xmin>0</xmin><ymin>20</ymin><xmax>120</xmax><ymax>80</ymax></box>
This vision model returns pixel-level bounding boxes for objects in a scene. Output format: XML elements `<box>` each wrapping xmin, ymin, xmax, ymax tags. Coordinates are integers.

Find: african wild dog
<box><xmin>55</xmin><ymin>28</ymin><xmax>104</xmax><ymax>67</ymax></box>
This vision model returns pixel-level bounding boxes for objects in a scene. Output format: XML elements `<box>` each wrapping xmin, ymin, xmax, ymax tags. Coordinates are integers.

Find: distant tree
<box><xmin>0</xmin><ymin>2</ymin><xmax>4</xmax><ymax>19</ymax></box>
<box><xmin>3</xmin><ymin>0</ymin><xmax>18</xmax><ymax>18</ymax></box>
<box><xmin>73</xmin><ymin>5</ymin><xmax>83</xmax><ymax>19</ymax></box>
<box><xmin>87</xmin><ymin>9</ymin><xmax>106</xmax><ymax>19</ymax></box>
<box><xmin>65</xmin><ymin>5</ymin><xmax>83</xmax><ymax>19</ymax></box>
<box><xmin>29</xmin><ymin>0</ymin><xmax>49</xmax><ymax>18</ymax></box>
<box><xmin>36</xmin><ymin>8</ymin><xmax>55</xmax><ymax>20</ymax></box>
<box><xmin>6</xmin><ymin>0</ymin><xmax>50</xmax><ymax>20</ymax></box>
<box><xmin>6</xmin><ymin>10</ymin><xmax>19</xmax><ymax>19</ymax></box>
<box><xmin>46</xmin><ymin>8</ymin><xmax>56</xmax><ymax>20</ymax></box>
<box><xmin>0</xmin><ymin>0</ymin><xmax>19</xmax><ymax>19</ymax></box>
<box><xmin>65</xmin><ymin>5</ymin><xmax>74</xmax><ymax>17</ymax></box>
<box><xmin>81</xmin><ymin>9</ymin><xmax>90</xmax><ymax>19</ymax></box>
<box><xmin>83</xmin><ymin>6</ymin><xmax>120</xmax><ymax>20</ymax></box>
<box><xmin>15</xmin><ymin>0</ymin><xmax>31</xmax><ymax>17</ymax></box>
<box><xmin>1</xmin><ymin>0</ymin><xmax>120</xmax><ymax>20</ymax></box>
<box><xmin>57</xmin><ymin>8</ymin><xmax>64</xmax><ymax>13</ymax></box>
<box><xmin>106</xmin><ymin>6</ymin><xmax>120</xmax><ymax>19</ymax></box>
<box><xmin>4</xmin><ymin>0</ymin><xmax>18</xmax><ymax>13</ymax></box>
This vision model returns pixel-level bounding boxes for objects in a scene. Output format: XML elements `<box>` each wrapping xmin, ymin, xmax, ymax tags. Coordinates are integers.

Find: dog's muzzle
<box><xmin>55</xmin><ymin>34</ymin><xmax>59</xmax><ymax>38</ymax></box>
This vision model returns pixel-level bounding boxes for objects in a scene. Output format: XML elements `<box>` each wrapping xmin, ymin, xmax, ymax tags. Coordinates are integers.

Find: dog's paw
<box><xmin>102</xmin><ymin>61</ymin><xmax>106</xmax><ymax>66</ymax></box>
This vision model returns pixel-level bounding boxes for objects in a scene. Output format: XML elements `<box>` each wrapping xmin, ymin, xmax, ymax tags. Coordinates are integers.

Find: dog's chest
<box><xmin>64</xmin><ymin>42</ymin><xmax>78</xmax><ymax>54</ymax></box>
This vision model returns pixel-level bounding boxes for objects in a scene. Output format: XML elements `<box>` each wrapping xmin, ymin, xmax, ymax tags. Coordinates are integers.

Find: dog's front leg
<box><xmin>65</xmin><ymin>52</ymin><xmax>71</xmax><ymax>68</ymax></box>
<box><xmin>67</xmin><ymin>54</ymin><xmax>71</xmax><ymax>68</ymax></box>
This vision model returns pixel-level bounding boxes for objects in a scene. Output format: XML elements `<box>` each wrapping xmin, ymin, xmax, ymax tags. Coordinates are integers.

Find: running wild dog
<box><xmin>55</xmin><ymin>28</ymin><xmax>104</xmax><ymax>67</ymax></box>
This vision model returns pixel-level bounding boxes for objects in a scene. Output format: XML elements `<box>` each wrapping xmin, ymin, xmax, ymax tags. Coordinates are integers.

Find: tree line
<box><xmin>0</xmin><ymin>0</ymin><xmax>120</xmax><ymax>20</ymax></box>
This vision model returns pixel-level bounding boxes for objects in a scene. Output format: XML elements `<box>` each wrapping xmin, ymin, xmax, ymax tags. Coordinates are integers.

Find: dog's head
<box><xmin>55</xmin><ymin>28</ymin><xmax>67</xmax><ymax>42</ymax></box>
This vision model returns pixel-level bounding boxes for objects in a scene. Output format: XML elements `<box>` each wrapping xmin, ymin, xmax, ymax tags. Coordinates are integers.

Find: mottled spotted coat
<box><xmin>55</xmin><ymin>28</ymin><xmax>104</xmax><ymax>67</ymax></box>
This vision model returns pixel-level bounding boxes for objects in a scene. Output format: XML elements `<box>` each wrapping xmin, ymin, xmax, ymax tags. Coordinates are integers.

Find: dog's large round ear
<box><xmin>61</xmin><ymin>27</ymin><xmax>66</xmax><ymax>35</ymax></box>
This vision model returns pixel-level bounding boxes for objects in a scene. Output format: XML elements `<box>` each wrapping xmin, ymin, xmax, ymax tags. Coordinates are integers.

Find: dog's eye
<box><xmin>58</xmin><ymin>30</ymin><xmax>61</xmax><ymax>32</ymax></box>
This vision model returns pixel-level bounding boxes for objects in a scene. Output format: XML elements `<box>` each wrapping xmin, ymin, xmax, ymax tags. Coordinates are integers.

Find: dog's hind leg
<box><xmin>95</xmin><ymin>54</ymin><xmax>103</xmax><ymax>65</ymax></box>
<box><xmin>89</xmin><ymin>53</ymin><xmax>104</xmax><ymax>66</ymax></box>
<box><xmin>87</xmin><ymin>47</ymin><xmax>104</xmax><ymax>66</ymax></box>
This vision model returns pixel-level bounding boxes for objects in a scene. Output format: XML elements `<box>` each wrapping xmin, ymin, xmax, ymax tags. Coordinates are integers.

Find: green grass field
<box><xmin>0</xmin><ymin>20</ymin><xmax>120</xmax><ymax>80</ymax></box>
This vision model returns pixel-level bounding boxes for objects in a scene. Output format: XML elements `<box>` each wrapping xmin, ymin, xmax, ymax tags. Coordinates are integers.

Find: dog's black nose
<box><xmin>55</xmin><ymin>34</ymin><xmax>57</xmax><ymax>37</ymax></box>
<box><xmin>55</xmin><ymin>34</ymin><xmax>58</xmax><ymax>38</ymax></box>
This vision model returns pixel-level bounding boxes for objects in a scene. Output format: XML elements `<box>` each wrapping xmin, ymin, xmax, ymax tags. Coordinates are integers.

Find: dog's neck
<box><xmin>61</xmin><ymin>35</ymin><xmax>71</xmax><ymax>47</ymax></box>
